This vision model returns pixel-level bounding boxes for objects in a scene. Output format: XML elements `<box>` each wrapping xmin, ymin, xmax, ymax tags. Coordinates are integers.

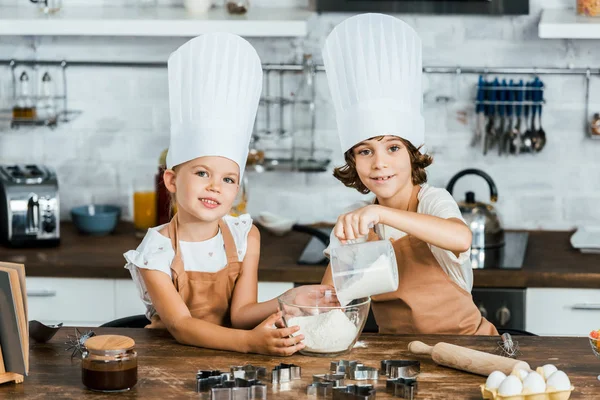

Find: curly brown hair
<box><xmin>333</xmin><ymin>136</ymin><xmax>433</xmax><ymax>194</ymax></box>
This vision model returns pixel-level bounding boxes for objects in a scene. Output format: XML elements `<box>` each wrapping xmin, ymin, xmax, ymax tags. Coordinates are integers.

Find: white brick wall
<box><xmin>0</xmin><ymin>0</ymin><xmax>598</xmax><ymax>230</ymax></box>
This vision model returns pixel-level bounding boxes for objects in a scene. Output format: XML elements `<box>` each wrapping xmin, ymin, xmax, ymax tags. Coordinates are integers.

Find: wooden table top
<box><xmin>1</xmin><ymin>222</ymin><xmax>599</xmax><ymax>288</ymax></box>
<box><xmin>2</xmin><ymin>328</ymin><xmax>599</xmax><ymax>399</ymax></box>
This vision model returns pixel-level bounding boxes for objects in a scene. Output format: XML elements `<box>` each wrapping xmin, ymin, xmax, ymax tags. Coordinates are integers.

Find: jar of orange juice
<box><xmin>578</xmin><ymin>0</ymin><xmax>600</xmax><ymax>16</ymax></box>
<box><xmin>230</xmin><ymin>175</ymin><xmax>248</xmax><ymax>217</ymax></box>
<box><xmin>133</xmin><ymin>174</ymin><xmax>157</xmax><ymax>237</ymax></box>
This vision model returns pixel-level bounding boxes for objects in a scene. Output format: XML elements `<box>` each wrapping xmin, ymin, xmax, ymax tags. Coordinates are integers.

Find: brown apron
<box><xmin>146</xmin><ymin>215</ymin><xmax>242</xmax><ymax>329</ymax></box>
<box><xmin>368</xmin><ymin>185</ymin><xmax>498</xmax><ymax>335</ymax></box>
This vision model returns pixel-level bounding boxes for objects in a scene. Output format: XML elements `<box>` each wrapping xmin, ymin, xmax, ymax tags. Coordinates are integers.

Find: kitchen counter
<box><xmin>1</xmin><ymin>222</ymin><xmax>599</xmax><ymax>288</ymax></box>
<box><xmin>1</xmin><ymin>327</ymin><xmax>599</xmax><ymax>398</ymax></box>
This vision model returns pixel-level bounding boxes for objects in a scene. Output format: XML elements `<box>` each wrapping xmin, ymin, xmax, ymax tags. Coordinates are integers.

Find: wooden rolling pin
<box><xmin>408</xmin><ymin>341</ymin><xmax>530</xmax><ymax>376</ymax></box>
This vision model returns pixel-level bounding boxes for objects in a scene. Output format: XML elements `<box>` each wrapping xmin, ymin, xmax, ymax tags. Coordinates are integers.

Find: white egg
<box><xmin>546</xmin><ymin>370</ymin><xmax>571</xmax><ymax>391</ymax></box>
<box><xmin>513</xmin><ymin>368</ymin><xmax>530</xmax><ymax>381</ymax></box>
<box><xmin>522</xmin><ymin>371</ymin><xmax>546</xmax><ymax>394</ymax></box>
<box><xmin>498</xmin><ymin>375</ymin><xmax>523</xmax><ymax>396</ymax></box>
<box><xmin>485</xmin><ymin>370</ymin><xmax>507</xmax><ymax>390</ymax></box>
<box><xmin>541</xmin><ymin>364</ymin><xmax>558</xmax><ymax>379</ymax></box>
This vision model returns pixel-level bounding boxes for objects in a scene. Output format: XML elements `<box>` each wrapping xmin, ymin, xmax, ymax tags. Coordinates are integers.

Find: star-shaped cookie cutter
<box><xmin>306</xmin><ymin>381</ymin><xmax>335</xmax><ymax>397</ymax></box>
<box><xmin>332</xmin><ymin>384</ymin><xmax>376</xmax><ymax>400</ymax></box>
<box><xmin>380</xmin><ymin>360</ymin><xmax>421</xmax><ymax>379</ymax></box>
<box><xmin>211</xmin><ymin>377</ymin><xmax>267</xmax><ymax>400</ymax></box>
<box><xmin>313</xmin><ymin>373</ymin><xmax>346</xmax><ymax>387</ymax></box>
<box><xmin>271</xmin><ymin>363</ymin><xmax>301</xmax><ymax>384</ymax></box>
<box><xmin>230</xmin><ymin>365</ymin><xmax>267</xmax><ymax>380</ymax></box>
<box><xmin>386</xmin><ymin>377</ymin><xmax>418</xmax><ymax>399</ymax></box>
<box><xmin>330</xmin><ymin>360</ymin><xmax>378</xmax><ymax>380</ymax></box>
<box><xmin>196</xmin><ymin>370</ymin><xmax>230</xmax><ymax>393</ymax></box>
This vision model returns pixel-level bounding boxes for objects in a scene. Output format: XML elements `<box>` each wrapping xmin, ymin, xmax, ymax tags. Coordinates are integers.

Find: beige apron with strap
<box><xmin>146</xmin><ymin>215</ymin><xmax>242</xmax><ymax>329</ymax></box>
<box><xmin>368</xmin><ymin>185</ymin><xmax>498</xmax><ymax>335</ymax></box>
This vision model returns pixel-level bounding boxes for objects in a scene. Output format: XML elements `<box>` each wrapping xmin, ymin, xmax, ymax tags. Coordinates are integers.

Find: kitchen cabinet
<box><xmin>27</xmin><ymin>277</ymin><xmax>117</xmax><ymax>327</ymax></box>
<box><xmin>26</xmin><ymin>277</ymin><xmax>294</xmax><ymax>327</ymax></box>
<box><xmin>526</xmin><ymin>288</ymin><xmax>600</xmax><ymax>336</ymax></box>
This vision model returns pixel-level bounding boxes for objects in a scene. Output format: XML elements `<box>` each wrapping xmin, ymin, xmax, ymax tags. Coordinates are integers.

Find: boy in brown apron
<box><xmin>320</xmin><ymin>14</ymin><xmax>498</xmax><ymax>335</ymax></box>
<box><xmin>124</xmin><ymin>33</ymin><xmax>327</xmax><ymax>355</ymax></box>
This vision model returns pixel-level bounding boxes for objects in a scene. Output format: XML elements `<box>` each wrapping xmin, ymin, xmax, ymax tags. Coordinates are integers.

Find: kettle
<box><xmin>446</xmin><ymin>169</ymin><xmax>504</xmax><ymax>269</ymax></box>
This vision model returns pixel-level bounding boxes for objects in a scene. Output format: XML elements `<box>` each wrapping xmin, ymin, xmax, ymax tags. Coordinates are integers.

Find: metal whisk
<box><xmin>497</xmin><ymin>332</ymin><xmax>520</xmax><ymax>358</ymax></box>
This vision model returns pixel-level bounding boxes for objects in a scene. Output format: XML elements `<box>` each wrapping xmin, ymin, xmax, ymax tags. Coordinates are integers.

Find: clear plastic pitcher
<box><xmin>330</xmin><ymin>239</ymin><xmax>399</xmax><ymax>306</ymax></box>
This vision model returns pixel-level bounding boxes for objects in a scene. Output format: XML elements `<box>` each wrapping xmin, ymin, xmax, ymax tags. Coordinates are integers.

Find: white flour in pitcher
<box><xmin>287</xmin><ymin>309</ymin><xmax>357</xmax><ymax>353</ymax></box>
<box><xmin>336</xmin><ymin>253</ymin><xmax>397</xmax><ymax>306</ymax></box>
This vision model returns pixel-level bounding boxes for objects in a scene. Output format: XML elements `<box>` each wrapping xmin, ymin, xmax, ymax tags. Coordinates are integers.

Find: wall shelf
<box><xmin>0</xmin><ymin>6</ymin><xmax>313</xmax><ymax>37</ymax></box>
<box><xmin>539</xmin><ymin>8</ymin><xmax>600</xmax><ymax>39</ymax></box>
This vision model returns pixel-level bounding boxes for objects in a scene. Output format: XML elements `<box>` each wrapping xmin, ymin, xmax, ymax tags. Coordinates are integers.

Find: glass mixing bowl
<box><xmin>278</xmin><ymin>286</ymin><xmax>371</xmax><ymax>357</ymax></box>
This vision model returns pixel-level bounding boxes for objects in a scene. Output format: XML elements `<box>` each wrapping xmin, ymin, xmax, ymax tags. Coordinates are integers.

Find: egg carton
<box><xmin>479</xmin><ymin>384</ymin><xmax>574</xmax><ymax>400</ymax></box>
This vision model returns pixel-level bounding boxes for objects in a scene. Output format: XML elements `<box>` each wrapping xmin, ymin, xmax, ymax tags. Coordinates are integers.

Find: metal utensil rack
<box><xmin>1</xmin><ymin>58</ymin><xmax>598</xmax><ymax>147</ymax></box>
<box><xmin>0</xmin><ymin>60</ymin><xmax>81</xmax><ymax>129</ymax></box>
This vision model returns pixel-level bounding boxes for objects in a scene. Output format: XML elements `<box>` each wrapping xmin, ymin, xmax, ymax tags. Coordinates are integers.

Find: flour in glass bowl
<box><xmin>287</xmin><ymin>309</ymin><xmax>358</xmax><ymax>353</ymax></box>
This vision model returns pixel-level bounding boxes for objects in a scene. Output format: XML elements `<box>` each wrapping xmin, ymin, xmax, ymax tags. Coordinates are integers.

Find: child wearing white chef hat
<box><xmin>124</xmin><ymin>33</ymin><xmax>332</xmax><ymax>355</ymax></box>
<box><xmin>320</xmin><ymin>13</ymin><xmax>498</xmax><ymax>335</ymax></box>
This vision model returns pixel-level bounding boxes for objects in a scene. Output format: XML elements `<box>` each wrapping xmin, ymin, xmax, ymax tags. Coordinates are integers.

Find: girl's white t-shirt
<box><xmin>123</xmin><ymin>214</ymin><xmax>253</xmax><ymax>319</ymax></box>
<box><xmin>324</xmin><ymin>184</ymin><xmax>473</xmax><ymax>293</ymax></box>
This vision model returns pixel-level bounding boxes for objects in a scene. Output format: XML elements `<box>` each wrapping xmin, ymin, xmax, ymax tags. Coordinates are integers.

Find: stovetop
<box><xmin>297</xmin><ymin>228</ymin><xmax>529</xmax><ymax>270</ymax></box>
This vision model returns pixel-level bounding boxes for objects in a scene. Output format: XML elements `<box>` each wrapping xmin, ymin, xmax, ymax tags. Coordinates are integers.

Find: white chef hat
<box><xmin>322</xmin><ymin>13</ymin><xmax>425</xmax><ymax>154</ymax></box>
<box><xmin>166</xmin><ymin>32</ymin><xmax>262</xmax><ymax>179</ymax></box>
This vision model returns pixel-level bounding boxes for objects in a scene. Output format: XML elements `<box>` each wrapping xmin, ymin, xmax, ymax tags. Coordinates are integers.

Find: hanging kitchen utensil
<box><xmin>446</xmin><ymin>169</ymin><xmax>504</xmax><ymax>269</ymax></box>
<box><xmin>534</xmin><ymin>78</ymin><xmax>547</xmax><ymax>152</ymax></box>
<box><xmin>484</xmin><ymin>79</ymin><xmax>499</xmax><ymax>155</ymax></box>
<box><xmin>472</xmin><ymin>76</ymin><xmax>486</xmax><ymax>148</ymax></box>
<box><xmin>496</xmin><ymin>81</ymin><xmax>506</xmax><ymax>156</ymax></box>
<box><xmin>502</xmin><ymin>80</ymin><xmax>515</xmax><ymax>156</ymax></box>
<box><xmin>521</xmin><ymin>82</ymin><xmax>534</xmax><ymax>153</ymax></box>
<box><xmin>509</xmin><ymin>80</ymin><xmax>525</xmax><ymax>155</ymax></box>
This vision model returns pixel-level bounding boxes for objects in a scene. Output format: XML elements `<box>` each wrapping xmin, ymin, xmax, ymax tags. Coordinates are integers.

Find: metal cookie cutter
<box><xmin>211</xmin><ymin>377</ymin><xmax>267</xmax><ymax>400</ymax></box>
<box><xmin>197</xmin><ymin>370</ymin><xmax>230</xmax><ymax>393</ymax></box>
<box><xmin>386</xmin><ymin>377</ymin><xmax>418</xmax><ymax>399</ymax></box>
<box><xmin>313</xmin><ymin>373</ymin><xmax>346</xmax><ymax>387</ymax></box>
<box><xmin>271</xmin><ymin>363</ymin><xmax>301</xmax><ymax>384</ymax></box>
<box><xmin>330</xmin><ymin>360</ymin><xmax>358</xmax><ymax>375</ymax></box>
<box><xmin>331</xmin><ymin>360</ymin><xmax>378</xmax><ymax>380</ymax></box>
<box><xmin>380</xmin><ymin>360</ymin><xmax>420</xmax><ymax>379</ymax></box>
<box><xmin>231</xmin><ymin>365</ymin><xmax>267</xmax><ymax>380</ymax></box>
<box><xmin>306</xmin><ymin>381</ymin><xmax>334</xmax><ymax>397</ymax></box>
<box><xmin>332</xmin><ymin>384</ymin><xmax>376</xmax><ymax>400</ymax></box>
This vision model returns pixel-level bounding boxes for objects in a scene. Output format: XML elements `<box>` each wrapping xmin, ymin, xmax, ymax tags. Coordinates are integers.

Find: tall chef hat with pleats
<box><xmin>166</xmin><ymin>33</ymin><xmax>262</xmax><ymax>179</ymax></box>
<box><xmin>322</xmin><ymin>13</ymin><xmax>425</xmax><ymax>154</ymax></box>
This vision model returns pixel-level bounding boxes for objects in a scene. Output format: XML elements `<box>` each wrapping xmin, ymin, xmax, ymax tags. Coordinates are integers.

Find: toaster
<box><xmin>0</xmin><ymin>164</ymin><xmax>60</xmax><ymax>247</ymax></box>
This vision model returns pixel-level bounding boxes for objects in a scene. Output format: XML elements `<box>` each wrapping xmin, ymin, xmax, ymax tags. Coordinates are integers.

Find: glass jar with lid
<box><xmin>81</xmin><ymin>335</ymin><xmax>138</xmax><ymax>392</ymax></box>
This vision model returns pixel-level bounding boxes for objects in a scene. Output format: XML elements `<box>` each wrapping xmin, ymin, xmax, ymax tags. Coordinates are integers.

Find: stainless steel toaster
<box><xmin>0</xmin><ymin>164</ymin><xmax>60</xmax><ymax>247</ymax></box>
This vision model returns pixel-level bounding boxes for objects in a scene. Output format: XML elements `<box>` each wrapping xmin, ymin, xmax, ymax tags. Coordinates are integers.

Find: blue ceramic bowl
<box><xmin>70</xmin><ymin>204</ymin><xmax>121</xmax><ymax>236</ymax></box>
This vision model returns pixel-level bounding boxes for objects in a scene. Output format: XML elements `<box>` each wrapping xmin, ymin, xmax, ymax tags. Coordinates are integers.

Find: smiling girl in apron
<box><xmin>320</xmin><ymin>14</ymin><xmax>498</xmax><ymax>336</ymax></box>
<box><xmin>124</xmin><ymin>33</ymin><xmax>328</xmax><ymax>355</ymax></box>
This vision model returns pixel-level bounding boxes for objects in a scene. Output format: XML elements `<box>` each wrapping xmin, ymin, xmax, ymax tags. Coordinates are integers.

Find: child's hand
<box><xmin>246</xmin><ymin>311</ymin><xmax>305</xmax><ymax>356</ymax></box>
<box><xmin>334</xmin><ymin>205</ymin><xmax>381</xmax><ymax>242</ymax></box>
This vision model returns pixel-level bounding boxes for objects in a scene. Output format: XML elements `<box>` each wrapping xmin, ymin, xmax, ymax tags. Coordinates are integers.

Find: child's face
<box><xmin>166</xmin><ymin>156</ymin><xmax>240</xmax><ymax>223</ymax></box>
<box><xmin>352</xmin><ymin>135</ymin><xmax>412</xmax><ymax>199</ymax></box>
